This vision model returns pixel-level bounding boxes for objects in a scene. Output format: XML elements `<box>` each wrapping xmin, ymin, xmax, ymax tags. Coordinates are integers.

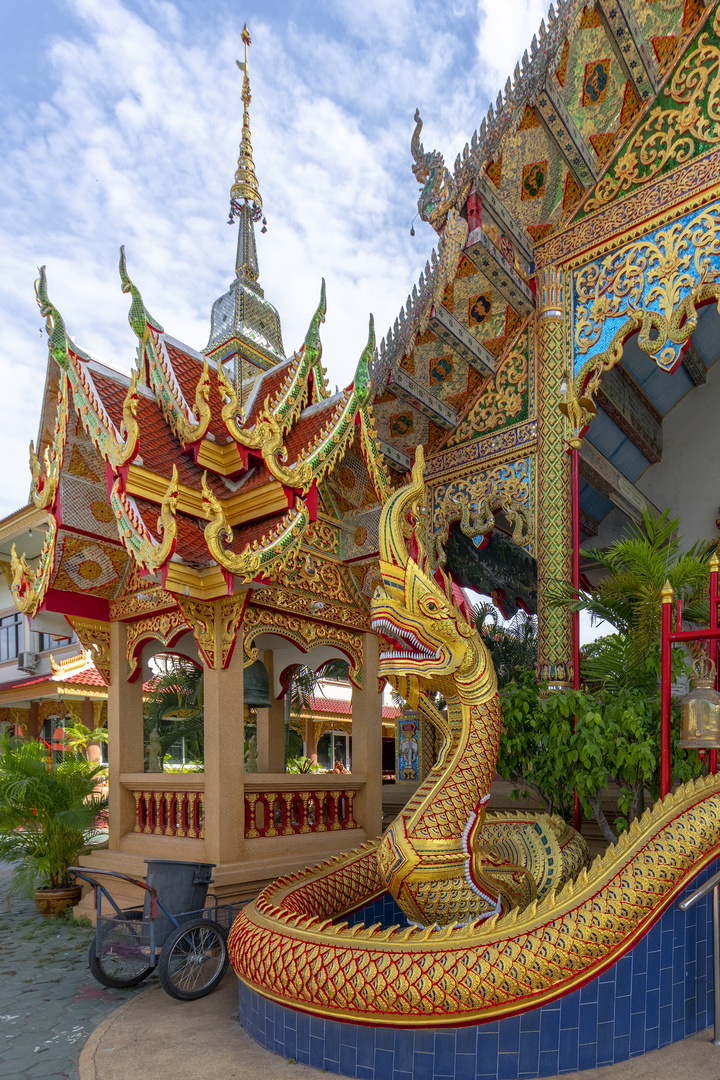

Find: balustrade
<box><xmin>131</xmin><ymin>788</ymin><xmax>204</xmax><ymax>839</ymax></box>
<box><xmin>244</xmin><ymin>788</ymin><xmax>357</xmax><ymax>838</ymax></box>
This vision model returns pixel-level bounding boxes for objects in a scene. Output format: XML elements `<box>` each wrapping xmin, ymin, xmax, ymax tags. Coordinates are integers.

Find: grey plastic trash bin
<box><xmin>142</xmin><ymin>859</ymin><xmax>215</xmax><ymax>943</ymax></box>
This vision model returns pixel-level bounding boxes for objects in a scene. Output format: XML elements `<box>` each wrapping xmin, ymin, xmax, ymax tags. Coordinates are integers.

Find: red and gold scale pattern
<box><xmin>229</xmin><ymin>776</ymin><xmax>720</xmax><ymax>1026</ymax></box>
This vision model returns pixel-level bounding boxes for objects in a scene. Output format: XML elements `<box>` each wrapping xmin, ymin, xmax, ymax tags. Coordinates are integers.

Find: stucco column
<box><xmin>27</xmin><ymin>700</ymin><xmax>40</xmax><ymax>740</ymax></box>
<box><xmin>535</xmin><ymin>266</ymin><xmax>573</xmax><ymax>686</ymax></box>
<box><xmin>82</xmin><ymin>696</ymin><xmax>102</xmax><ymax>764</ymax></box>
<box><xmin>351</xmin><ymin>632</ymin><xmax>383</xmax><ymax>838</ymax></box>
<box><xmin>202</xmin><ymin>621</ymin><xmax>245</xmax><ymax>865</ymax></box>
<box><xmin>255</xmin><ymin>651</ymin><xmax>285</xmax><ymax>773</ymax></box>
<box><xmin>107</xmin><ymin>621</ymin><xmax>145</xmax><ymax>848</ymax></box>
<box><xmin>304</xmin><ymin>715</ymin><xmax>317</xmax><ymax>764</ymax></box>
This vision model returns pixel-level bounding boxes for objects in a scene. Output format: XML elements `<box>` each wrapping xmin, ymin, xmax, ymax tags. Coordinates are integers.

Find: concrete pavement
<box><xmin>0</xmin><ymin>869</ymin><xmax>143</xmax><ymax>1079</ymax></box>
<box><xmin>77</xmin><ymin>973</ymin><xmax>720</xmax><ymax>1080</ymax></box>
<box><xmin>5</xmin><ymin>861</ymin><xmax>720</xmax><ymax>1080</ymax></box>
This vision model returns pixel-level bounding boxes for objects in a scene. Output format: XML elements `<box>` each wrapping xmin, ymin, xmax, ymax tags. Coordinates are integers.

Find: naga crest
<box><xmin>410</xmin><ymin>110</ymin><xmax>460</xmax><ymax>231</ymax></box>
<box><xmin>371</xmin><ymin>445</ymin><xmax>496</xmax><ymax>711</ymax></box>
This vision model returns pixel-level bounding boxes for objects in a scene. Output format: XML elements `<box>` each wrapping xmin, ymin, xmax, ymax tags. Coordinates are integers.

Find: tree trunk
<box><xmin>511</xmin><ymin>772</ymin><xmax>554</xmax><ymax>815</ymax></box>
<box><xmin>628</xmin><ymin>783</ymin><xmax>644</xmax><ymax>825</ymax></box>
<box><xmin>588</xmin><ymin>793</ymin><xmax>618</xmax><ymax>844</ymax></box>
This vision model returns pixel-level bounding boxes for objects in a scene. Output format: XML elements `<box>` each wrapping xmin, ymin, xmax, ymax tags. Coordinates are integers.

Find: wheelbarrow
<box><xmin>69</xmin><ymin>860</ymin><xmax>242</xmax><ymax>1000</ymax></box>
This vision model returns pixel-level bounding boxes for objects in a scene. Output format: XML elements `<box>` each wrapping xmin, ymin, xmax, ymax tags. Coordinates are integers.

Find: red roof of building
<box><xmin>296</xmin><ymin>696</ymin><xmax>401</xmax><ymax>721</ymax></box>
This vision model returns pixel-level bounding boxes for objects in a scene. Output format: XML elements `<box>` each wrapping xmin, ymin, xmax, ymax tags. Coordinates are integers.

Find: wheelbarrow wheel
<box><xmin>157</xmin><ymin>918</ymin><xmax>228</xmax><ymax>1000</ymax></box>
<box><xmin>88</xmin><ymin>910</ymin><xmax>154</xmax><ymax>989</ymax></box>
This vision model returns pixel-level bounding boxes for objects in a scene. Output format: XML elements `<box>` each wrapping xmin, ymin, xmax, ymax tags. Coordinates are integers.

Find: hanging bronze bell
<box><xmin>679</xmin><ymin>656</ymin><xmax>720</xmax><ymax>749</ymax></box>
<box><xmin>243</xmin><ymin>659</ymin><xmax>272</xmax><ymax>710</ymax></box>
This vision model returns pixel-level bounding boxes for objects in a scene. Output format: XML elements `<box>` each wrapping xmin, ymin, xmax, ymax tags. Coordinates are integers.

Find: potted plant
<box><xmin>0</xmin><ymin>734</ymin><xmax>107</xmax><ymax>916</ymax></box>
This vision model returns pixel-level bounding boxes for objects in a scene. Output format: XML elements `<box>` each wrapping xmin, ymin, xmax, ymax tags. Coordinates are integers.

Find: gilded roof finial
<box><xmin>229</xmin><ymin>23</ymin><xmax>262</xmax><ymax>223</ymax></box>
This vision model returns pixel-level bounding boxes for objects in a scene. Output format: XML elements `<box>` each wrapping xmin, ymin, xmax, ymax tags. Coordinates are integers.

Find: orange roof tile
<box><xmin>296</xmin><ymin>696</ymin><xmax>401</xmax><ymax>721</ymax></box>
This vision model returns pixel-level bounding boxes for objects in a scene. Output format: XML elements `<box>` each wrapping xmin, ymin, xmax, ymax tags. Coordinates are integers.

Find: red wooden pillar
<box><xmin>710</xmin><ymin>552</ymin><xmax>719</xmax><ymax>775</ymax></box>
<box><xmin>660</xmin><ymin>580</ymin><xmax>674</xmax><ymax>798</ymax></box>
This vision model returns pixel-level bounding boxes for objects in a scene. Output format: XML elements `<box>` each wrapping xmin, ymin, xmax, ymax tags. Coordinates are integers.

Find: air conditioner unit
<box><xmin>17</xmin><ymin>652</ymin><xmax>38</xmax><ymax>674</ymax></box>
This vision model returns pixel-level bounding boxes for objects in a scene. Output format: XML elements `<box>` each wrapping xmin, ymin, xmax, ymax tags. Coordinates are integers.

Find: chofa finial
<box><xmin>229</xmin><ymin>23</ymin><xmax>262</xmax><ymax>223</ymax></box>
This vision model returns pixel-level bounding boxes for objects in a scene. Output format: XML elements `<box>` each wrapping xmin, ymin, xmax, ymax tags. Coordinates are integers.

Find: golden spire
<box><xmin>229</xmin><ymin>23</ymin><xmax>262</xmax><ymax>223</ymax></box>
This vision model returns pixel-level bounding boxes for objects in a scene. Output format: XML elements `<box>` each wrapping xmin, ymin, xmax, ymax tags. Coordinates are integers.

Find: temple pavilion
<box><xmin>3</xmin><ymin>0</ymin><xmax>720</xmax><ymax>909</ymax></box>
<box><xmin>0</xmin><ymin>28</ymin><xmax>403</xmax><ymax>910</ymax></box>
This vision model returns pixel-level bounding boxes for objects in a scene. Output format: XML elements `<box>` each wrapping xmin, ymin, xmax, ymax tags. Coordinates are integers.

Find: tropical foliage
<box><xmin>475</xmin><ymin>604</ymin><xmax>537</xmax><ymax>688</ymax></box>
<box><xmin>0</xmin><ymin>735</ymin><xmax>107</xmax><ymax>895</ymax></box>
<box><xmin>143</xmin><ymin>658</ymin><xmax>204</xmax><ymax>768</ymax></box>
<box><xmin>61</xmin><ymin>722</ymin><xmax>108</xmax><ymax>759</ymax></box>
<box><xmin>550</xmin><ymin>508</ymin><xmax>710</xmax><ymax>692</ymax></box>
<box><xmin>497</xmin><ymin>676</ymin><xmax>699</xmax><ymax>843</ymax></box>
<box><xmin>495</xmin><ymin>509</ymin><xmax>709</xmax><ymax>842</ymax></box>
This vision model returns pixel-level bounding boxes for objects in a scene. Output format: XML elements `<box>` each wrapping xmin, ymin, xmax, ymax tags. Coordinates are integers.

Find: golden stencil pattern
<box><xmin>581</xmin><ymin>8</ymin><xmax>720</xmax><ymax>216</ymax></box>
<box><xmin>444</xmin><ymin>329</ymin><xmax>528</xmax><ymax>447</ymax></box>
<box><xmin>243</xmin><ymin>604</ymin><xmax>364</xmax><ymax>687</ymax></box>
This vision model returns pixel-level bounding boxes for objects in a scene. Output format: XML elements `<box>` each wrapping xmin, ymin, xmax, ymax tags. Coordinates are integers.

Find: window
<box><xmin>316</xmin><ymin>730</ymin><xmax>352</xmax><ymax>771</ymax></box>
<box><xmin>35</xmin><ymin>630</ymin><xmax>77</xmax><ymax>653</ymax></box>
<box><xmin>0</xmin><ymin>612</ymin><xmax>21</xmax><ymax>662</ymax></box>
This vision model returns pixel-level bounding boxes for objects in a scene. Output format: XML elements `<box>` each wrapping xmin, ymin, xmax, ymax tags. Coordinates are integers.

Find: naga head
<box><xmin>370</xmin><ymin>446</ymin><xmax>496</xmax><ymax>708</ymax></box>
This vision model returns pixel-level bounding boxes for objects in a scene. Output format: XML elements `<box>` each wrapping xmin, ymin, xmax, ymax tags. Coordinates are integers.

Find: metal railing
<box><xmin>679</xmin><ymin>868</ymin><xmax>720</xmax><ymax>1045</ymax></box>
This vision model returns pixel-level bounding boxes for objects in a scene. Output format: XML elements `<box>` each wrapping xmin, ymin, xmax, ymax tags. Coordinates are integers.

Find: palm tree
<box><xmin>0</xmin><ymin>735</ymin><xmax>107</xmax><ymax>896</ymax></box>
<box><xmin>143</xmin><ymin>659</ymin><xmax>204</xmax><ymax>768</ymax></box>
<box><xmin>550</xmin><ymin>508</ymin><xmax>710</xmax><ymax>691</ymax></box>
<box><xmin>475</xmin><ymin>603</ymin><xmax>538</xmax><ymax>688</ymax></box>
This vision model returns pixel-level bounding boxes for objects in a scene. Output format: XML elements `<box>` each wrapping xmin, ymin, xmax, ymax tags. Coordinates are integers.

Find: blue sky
<box><xmin>0</xmin><ymin>0</ymin><xmax>548</xmax><ymax>517</ymax></box>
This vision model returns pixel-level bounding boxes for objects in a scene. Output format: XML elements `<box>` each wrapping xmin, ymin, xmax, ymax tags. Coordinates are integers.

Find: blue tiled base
<box><xmin>238</xmin><ymin>859</ymin><xmax>718</xmax><ymax>1079</ymax></box>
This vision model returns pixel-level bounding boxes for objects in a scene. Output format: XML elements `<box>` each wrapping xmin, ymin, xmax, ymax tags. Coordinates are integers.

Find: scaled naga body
<box><xmin>371</xmin><ymin>447</ymin><xmax>587</xmax><ymax>925</ymax></box>
<box><xmin>229</xmin><ymin>450</ymin><xmax>720</xmax><ymax>1027</ymax></box>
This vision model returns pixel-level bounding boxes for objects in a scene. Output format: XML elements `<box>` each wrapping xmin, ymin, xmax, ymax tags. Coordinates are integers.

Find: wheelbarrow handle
<box><xmin>67</xmin><ymin>867</ymin><xmax>156</xmax><ymax>895</ymax></box>
<box><xmin>67</xmin><ymin>867</ymin><xmax>158</xmax><ymax>920</ymax></box>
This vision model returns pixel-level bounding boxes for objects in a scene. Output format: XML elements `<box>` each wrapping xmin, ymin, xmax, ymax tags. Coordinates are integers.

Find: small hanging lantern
<box><xmin>680</xmin><ymin>654</ymin><xmax>720</xmax><ymax>749</ymax></box>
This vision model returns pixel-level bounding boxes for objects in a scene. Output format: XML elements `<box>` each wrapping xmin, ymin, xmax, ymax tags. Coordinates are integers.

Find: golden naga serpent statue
<box><xmin>229</xmin><ymin>449</ymin><xmax>720</xmax><ymax>1026</ymax></box>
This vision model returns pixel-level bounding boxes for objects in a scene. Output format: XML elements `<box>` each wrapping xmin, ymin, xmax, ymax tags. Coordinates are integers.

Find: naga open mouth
<box><xmin>371</xmin><ymin>617</ymin><xmax>441</xmax><ymax>662</ymax></box>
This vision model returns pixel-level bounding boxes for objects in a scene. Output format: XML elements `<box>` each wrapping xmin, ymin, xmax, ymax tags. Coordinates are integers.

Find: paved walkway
<box><xmin>78</xmin><ymin>976</ymin><xmax>720</xmax><ymax>1080</ymax></box>
<box><xmin>5</xmin><ymin>861</ymin><xmax>720</xmax><ymax>1080</ymax></box>
<box><xmin>0</xmin><ymin>869</ymin><xmax>144</xmax><ymax>1079</ymax></box>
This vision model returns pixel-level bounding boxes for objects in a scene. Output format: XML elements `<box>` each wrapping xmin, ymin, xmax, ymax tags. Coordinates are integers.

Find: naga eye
<box><xmin>424</xmin><ymin>600</ymin><xmax>438</xmax><ymax>612</ymax></box>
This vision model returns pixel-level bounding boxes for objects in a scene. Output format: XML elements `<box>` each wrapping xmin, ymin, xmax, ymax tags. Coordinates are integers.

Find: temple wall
<box><xmin>634</xmin><ymin>356</ymin><xmax>720</xmax><ymax>552</ymax></box>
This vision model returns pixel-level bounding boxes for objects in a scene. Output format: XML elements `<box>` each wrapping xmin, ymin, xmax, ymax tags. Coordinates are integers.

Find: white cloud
<box><xmin>0</xmin><ymin>0</ymin><xmax>535</xmax><ymax>517</ymax></box>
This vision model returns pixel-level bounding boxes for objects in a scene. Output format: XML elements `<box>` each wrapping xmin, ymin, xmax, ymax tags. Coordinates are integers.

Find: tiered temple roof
<box><xmin>369</xmin><ymin>0</ymin><xmax>706</xmax><ymax>466</ymax></box>
<box><xmin>8</xmin><ymin>29</ymin><xmax>395</xmax><ymax>669</ymax></box>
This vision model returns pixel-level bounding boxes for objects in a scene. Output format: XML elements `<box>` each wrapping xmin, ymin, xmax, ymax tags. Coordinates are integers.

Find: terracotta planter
<box><xmin>34</xmin><ymin>884</ymin><xmax>83</xmax><ymax>917</ymax></box>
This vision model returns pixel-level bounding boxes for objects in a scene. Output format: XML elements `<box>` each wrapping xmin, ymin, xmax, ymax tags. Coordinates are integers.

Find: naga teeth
<box><xmin>371</xmin><ymin>617</ymin><xmax>436</xmax><ymax>658</ymax></box>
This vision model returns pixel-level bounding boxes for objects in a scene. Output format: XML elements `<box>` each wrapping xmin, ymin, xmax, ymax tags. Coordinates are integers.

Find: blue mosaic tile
<box><xmin>374</xmin><ymin>1048</ymin><xmax>393</xmax><ymax>1075</ymax></box>
<box><xmin>238</xmin><ymin>858</ymin><xmax>720</xmax><ymax>1079</ymax></box>
<box><xmin>498</xmin><ymin>1052</ymin><xmax>520</xmax><ymax>1079</ymax></box>
<box><xmin>613</xmin><ymin>997</ymin><xmax>631</xmax><ymax>1037</ymax></box>
<box><xmin>537</xmin><ymin>1049</ymin><xmax>559</xmax><ymax>1077</ymax></box>
<box><xmin>394</xmin><ymin>1029</ymin><xmax>413</xmax><ymax>1072</ymax></box>
<box><xmin>339</xmin><ymin>1045</ymin><xmax>356</xmax><ymax>1075</ymax></box>
<box><xmin>456</xmin><ymin>1027</ymin><xmax>477</xmax><ymax>1054</ymax></box>
<box><xmin>559</xmin><ymin>991</ymin><xmax>579</xmax><ymax>1030</ymax></box>
<box><xmin>499</xmin><ymin>1016</ymin><xmax>520</xmax><ymax>1053</ymax></box>
<box><xmin>596</xmin><ymin>1020</ymin><xmax>614</xmax><ymax>1064</ymax></box>
<box><xmin>578</xmin><ymin>1001</ymin><xmax>597</xmax><ymax>1043</ymax></box>
<box><xmin>558</xmin><ymin>1027</ymin><xmax>578</xmax><ymax>1072</ymax></box>
<box><xmin>578</xmin><ymin>1041</ymin><xmax>596</xmax><ymax>1070</ymax></box>
<box><xmin>413</xmin><ymin>1051</ymin><xmax>433</xmax><ymax>1080</ymax></box>
<box><xmin>519</xmin><ymin>1030</ymin><xmax>540</xmax><ymax>1073</ymax></box>
<box><xmin>455</xmin><ymin>1053</ymin><xmax>476</xmax><ymax>1080</ymax></box>
<box><xmin>415</xmin><ymin>1029</ymin><xmax>433</xmax><ymax>1054</ymax></box>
